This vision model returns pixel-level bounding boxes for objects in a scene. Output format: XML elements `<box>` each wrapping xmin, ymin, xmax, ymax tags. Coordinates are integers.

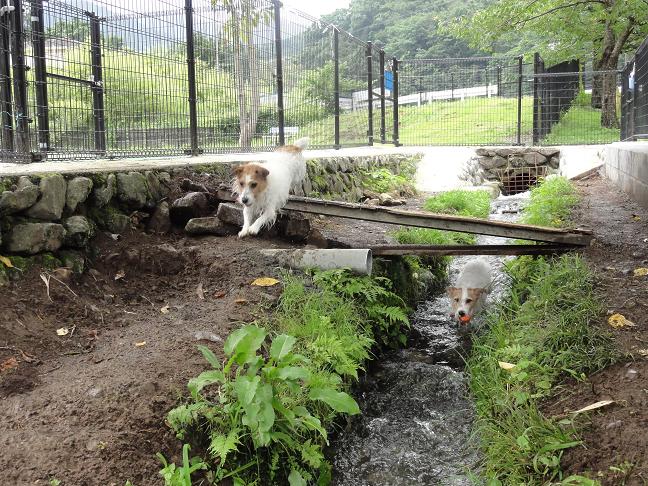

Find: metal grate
<box><xmin>495</xmin><ymin>165</ymin><xmax>548</xmax><ymax>196</ymax></box>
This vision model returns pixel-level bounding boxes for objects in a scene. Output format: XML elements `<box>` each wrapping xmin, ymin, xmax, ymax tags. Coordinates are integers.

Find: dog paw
<box><xmin>238</xmin><ymin>229</ymin><xmax>249</xmax><ymax>238</ymax></box>
<box><xmin>247</xmin><ymin>227</ymin><xmax>260</xmax><ymax>236</ymax></box>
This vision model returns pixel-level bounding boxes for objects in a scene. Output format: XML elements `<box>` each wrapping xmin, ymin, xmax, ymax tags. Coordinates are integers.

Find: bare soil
<box><xmin>544</xmin><ymin>174</ymin><xmax>648</xmax><ymax>485</ymax></box>
<box><xmin>0</xmin><ymin>179</ymin><xmax>406</xmax><ymax>486</ymax></box>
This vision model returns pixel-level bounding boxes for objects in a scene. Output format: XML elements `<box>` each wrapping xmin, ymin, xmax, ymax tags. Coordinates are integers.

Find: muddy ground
<box><xmin>0</xmin><ymin>176</ymin><xmax>408</xmax><ymax>485</ymax></box>
<box><xmin>544</xmin><ymin>174</ymin><xmax>648</xmax><ymax>485</ymax></box>
<box><xmin>2</xmin><ymin>172</ymin><xmax>648</xmax><ymax>485</ymax></box>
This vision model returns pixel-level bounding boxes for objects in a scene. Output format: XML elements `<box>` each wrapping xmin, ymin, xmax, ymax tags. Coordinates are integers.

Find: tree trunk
<box><xmin>601</xmin><ymin>69</ymin><xmax>619</xmax><ymax>129</ymax></box>
<box><xmin>591</xmin><ymin>58</ymin><xmax>603</xmax><ymax>109</ymax></box>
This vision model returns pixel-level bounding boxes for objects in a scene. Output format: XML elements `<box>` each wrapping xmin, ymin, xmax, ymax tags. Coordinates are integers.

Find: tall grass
<box><xmin>469</xmin><ymin>178</ymin><xmax>617</xmax><ymax>484</ymax></box>
<box><xmin>393</xmin><ymin>189</ymin><xmax>491</xmax><ymax>246</ymax></box>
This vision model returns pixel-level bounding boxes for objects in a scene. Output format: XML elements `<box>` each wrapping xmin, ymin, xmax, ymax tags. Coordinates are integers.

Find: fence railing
<box><xmin>621</xmin><ymin>35</ymin><xmax>648</xmax><ymax>141</ymax></box>
<box><xmin>1</xmin><ymin>0</ymin><xmax>643</xmax><ymax>163</ymax></box>
<box><xmin>0</xmin><ymin>0</ymin><xmax>397</xmax><ymax>162</ymax></box>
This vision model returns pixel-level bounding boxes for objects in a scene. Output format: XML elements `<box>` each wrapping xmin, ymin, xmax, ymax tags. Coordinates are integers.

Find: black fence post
<box><xmin>379</xmin><ymin>49</ymin><xmax>386</xmax><ymax>144</ymax></box>
<box><xmin>516</xmin><ymin>55</ymin><xmax>523</xmax><ymax>145</ymax></box>
<box><xmin>366</xmin><ymin>41</ymin><xmax>373</xmax><ymax>146</ymax></box>
<box><xmin>392</xmin><ymin>57</ymin><xmax>400</xmax><ymax>146</ymax></box>
<box><xmin>87</xmin><ymin>12</ymin><xmax>106</xmax><ymax>153</ymax></box>
<box><xmin>184</xmin><ymin>0</ymin><xmax>199</xmax><ymax>155</ymax></box>
<box><xmin>10</xmin><ymin>0</ymin><xmax>30</xmax><ymax>155</ymax></box>
<box><xmin>0</xmin><ymin>9</ymin><xmax>14</xmax><ymax>152</ymax></box>
<box><xmin>497</xmin><ymin>65</ymin><xmax>502</xmax><ymax>97</ymax></box>
<box><xmin>333</xmin><ymin>28</ymin><xmax>340</xmax><ymax>149</ymax></box>
<box><xmin>532</xmin><ymin>52</ymin><xmax>541</xmax><ymax>145</ymax></box>
<box><xmin>272</xmin><ymin>0</ymin><xmax>285</xmax><ymax>145</ymax></box>
<box><xmin>32</xmin><ymin>0</ymin><xmax>49</xmax><ymax>153</ymax></box>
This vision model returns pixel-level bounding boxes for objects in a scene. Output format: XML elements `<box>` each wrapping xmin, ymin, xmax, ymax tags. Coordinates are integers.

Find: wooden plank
<box><xmin>369</xmin><ymin>244</ymin><xmax>580</xmax><ymax>257</ymax></box>
<box><xmin>284</xmin><ymin>196</ymin><xmax>593</xmax><ymax>246</ymax></box>
<box><xmin>214</xmin><ymin>191</ymin><xmax>592</xmax><ymax>246</ymax></box>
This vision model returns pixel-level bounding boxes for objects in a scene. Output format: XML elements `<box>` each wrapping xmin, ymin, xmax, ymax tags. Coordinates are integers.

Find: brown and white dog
<box><xmin>448</xmin><ymin>258</ymin><xmax>492</xmax><ymax>326</ymax></box>
<box><xmin>232</xmin><ymin>137</ymin><xmax>309</xmax><ymax>238</ymax></box>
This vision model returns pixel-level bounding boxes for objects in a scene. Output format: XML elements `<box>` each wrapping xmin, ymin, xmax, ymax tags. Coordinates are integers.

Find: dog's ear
<box><xmin>233</xmin><ymin>165</ymin><xmax>245</xmax><ymax>177</ymax></box>
<box><xmin>255</xmin><ymin>167</ymin><xmax>269</xmax><ymax>179</ymax></box>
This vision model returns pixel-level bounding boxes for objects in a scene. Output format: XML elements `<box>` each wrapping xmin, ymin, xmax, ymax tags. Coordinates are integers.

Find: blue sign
<box><xmin>385</xmin><ymin>71</ymin><xmax>393</xmax><ymax>91</ymax></box>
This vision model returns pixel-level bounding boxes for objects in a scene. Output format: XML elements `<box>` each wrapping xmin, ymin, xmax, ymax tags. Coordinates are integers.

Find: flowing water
<box><xmin>332</xmin><ymin>194</ymin><xmax>529</xmax><ymax>486</ymax></box>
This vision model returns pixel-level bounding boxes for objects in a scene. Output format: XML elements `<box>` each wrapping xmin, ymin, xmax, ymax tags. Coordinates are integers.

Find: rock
<box><xmin>534</xmin><ymin>147</ymin><xmax>560</xmax><ymax>157</ymax></box>
<box><xmin>93</xmin><ymin>174</ymin><xmax>116</xmax><ymax>208</ymax></box>
<box><xmin>4</xmin><ymin>223</ymin><xmax>66</xmax><ymax>254</ymax></box>
<box><xmin>548</xmin><ymin>156</ymin><xmax>560</xmax><ymax>169</ymax></box>
<box><xmin>216</xmin><ymin>202</ymin><xmax>243</xmax><ymax>227</ymax></box>
<box><xmin>180</xmin><ymin>178</ymin><xmax>209</xmax><ymax>193</ymax></box>
<box><xmin>116</xmin><ymin>172</ymin><xmax>148</xmax><ymax>209</ymax></box>
<box><xmin>475</xmin><ymin>148</ymin><xmax>490</xmax><ymax>156</ymax></box>
<box><xmin>105</xmin><ymin>210</ymin><xmax>131</xmax><ymax>234</ymax></box>
<box><xmin>0</xmin><ymin>184</ymin><xmax>40</xmax><ymax>216</ymax></box>
<box><xmin>170</xmin><ymin>192</ymin><xmax>208</xmax><ymax>226</ymax></box>
<box><xmin>16</xmin><ymin>176</ymin><xmax>34</xmax><ymax>190</ymax></box>
<box><xmin>392</xmin><ymin>199</ymin><xmax>407</xmax><ymax>206</ymax></box>
<box><xmin>58</xmin><ymin>250</ymin><xmax>86</xmax><ymax>273</ymax></box>
<box><xmin>185</xmin><ymin>217</ymin><xmax>236</xmax><ymax>236</ymax></box>
<box><xmin>523</xmin><ymin>152</ymin><xmax>546</xmax><ymax>165</ymax></box>
<box><xmin>509</xmin><ymin>156</ymin><xmax>528</xmax><ymax>168</ymax></box>
<box><xmin>66</xmin><ymin>177</ymin><xmax>93</xmax><ymax>212</ymax></box>
<box><xmin>366</xmin><ymin>198</ymin><xmax>380</xmax><ymax>206</ymax></box>
<box><xmin>87</xmin><ymin>387</ymin><xmax>103</xmax><ymax>398</ymax></box>
<box><xmin>145</xmin><ymin>171</ymin><xmax>168</xmax><ymax>205</ymax></box>
<box><xmin>479</xmin><ymin>155</ymin><xmax>508</xmax><ymax>170</ymax></box>
<box><xmin>25</xmin><ymin>175</ymin><xmax>67</xmax><ymax>220</ymax></box>
<box><xmin>378</xmin><ymin>192</ymin><xmax>393</xmax><ymax>204</ymax></box>
<box><xmin>63</xmin><ymin>215</ymin><xmax>95</xmax><ymax>248</ymax></box>
<box><xmin>306</xmin><ymin>228</ymin><xmax>328</xmax><ymax>248</ymax></box>
<box><xmin>494</xmin><ymin>148</ymin><xmax>516</xmax><ymax>158</ymax></box>
<box><xmin>479</xmin><ymin>182</ymin><xmax>501</xmax><ymax>199</ymax></box>
<box><xmin>281</xmin><ymin>217</ymin><xmax>311</xmax><ymax>242</ymax></box>
<box><xmin>147</xmin><ymin>201</ymin><xmax>171</xmax><ymax>234</ymax></box>
<box><xmin>193</xmin><ymin>331</ymin><xmax>222</xmax><ymax>343</ymax></box>
<box><xmin>625</xmin><ymin>368</ymin><xmax>638</xmax><ymax>380</ymax></box>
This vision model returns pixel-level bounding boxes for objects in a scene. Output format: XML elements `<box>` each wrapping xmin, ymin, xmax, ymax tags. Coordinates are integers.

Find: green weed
<box><xmin>361</xmin><ymin>167</ymin><xmax>416</xmax><ymax>196</ymax></box>
<box><xmin>423</xmin><ymin>189</ymin><xmax>491</xmax><ymax>218</ymax></box>
<box><xmin>469</xmin><ymin>177</ymin><xmax>617</xmax><ymax>484</ymax></box>
<box><xmin>162</xmin><ymin>270</ymin><xmax>409</xmax><ymax>485</ymax></box>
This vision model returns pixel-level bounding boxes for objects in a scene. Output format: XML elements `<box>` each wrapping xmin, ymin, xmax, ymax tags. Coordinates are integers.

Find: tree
<box><xmin>321</xmin><ymin>0</ymin><xmax>489</xmax><ymax>60</ymax></box>
<box><xmin>446</xmin><ymin>0</ymin><xmax>648</xmax><ymax>128</ymax></box>
<box><xmin>215</xmin><ymin>0</ymin><xmax>273</xmax><ymax>149</ymax></box>
<box><xmin>46</xmin><ymin>19</ymin><xmax>89</xmax><ymax>42</ymax></box>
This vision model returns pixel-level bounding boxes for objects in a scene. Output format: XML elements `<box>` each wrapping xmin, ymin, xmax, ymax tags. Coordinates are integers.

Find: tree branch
<box><xmin>513</xmin><ymin>0</ymin><xmax>606</xmax><ymax>26</ymax></box>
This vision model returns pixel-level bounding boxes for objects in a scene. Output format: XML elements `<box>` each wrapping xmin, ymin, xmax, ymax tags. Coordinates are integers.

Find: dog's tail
<box><xmin>292</xmin><ymin>137</ymin><xmax>310</xmax><ymax>150</ymax></box>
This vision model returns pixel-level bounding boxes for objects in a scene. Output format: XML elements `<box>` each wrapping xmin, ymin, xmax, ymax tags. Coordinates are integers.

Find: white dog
<box><xmin>233</xmin><ymin>137</ymin><xmax>309</xmax><ymax>238</ymax></box>
<box><xmin>448</xmin><ymin>258</ymin><xmax>492</xmax><ymax>326</ymax></box>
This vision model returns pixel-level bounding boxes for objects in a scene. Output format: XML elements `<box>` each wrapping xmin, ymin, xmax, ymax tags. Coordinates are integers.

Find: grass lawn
<box><xmin>541</xmin><ymin>93</ymin><xmax>620</xmax><ymax>145</ymax></box>
<box><xmin>300</xmin><ymin>91</ymin><xmax>620</xmax><ymax>147</ymax></box>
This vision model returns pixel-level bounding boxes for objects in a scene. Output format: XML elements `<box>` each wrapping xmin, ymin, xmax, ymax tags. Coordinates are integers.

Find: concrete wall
<box><xmin>605</xmin><ymin>142</ymin><xmax>648</xmax><ymax>208</ymax></box>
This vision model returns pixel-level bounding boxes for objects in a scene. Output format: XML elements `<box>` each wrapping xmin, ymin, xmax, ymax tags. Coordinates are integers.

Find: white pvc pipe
<box><xmin>260</xmin><ymin>249</ymin><xmax>373</xmax><ymax>275</ymax></box>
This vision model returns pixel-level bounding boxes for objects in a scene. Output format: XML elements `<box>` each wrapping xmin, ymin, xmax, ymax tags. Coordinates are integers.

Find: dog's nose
<box><xmin>241</xmin><ymin>197</ymin><xmax>249</xmax><ymax>204</ymax></box>
<box><xmin>458</xmin><ymin>310</ymin><xmax>466</xmax><ymax>317</ymax></box>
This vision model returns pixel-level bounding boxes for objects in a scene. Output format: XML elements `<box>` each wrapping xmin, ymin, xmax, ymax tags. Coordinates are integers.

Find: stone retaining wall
<box><xmin>0</xmin><ymin>153</ymin><xmax>422</xmax><ymax>282</ymax></box>
<box><xmin>461</xmin><ymin>147</ymin><xmax>561</xmax><ymax>187</ymax></box>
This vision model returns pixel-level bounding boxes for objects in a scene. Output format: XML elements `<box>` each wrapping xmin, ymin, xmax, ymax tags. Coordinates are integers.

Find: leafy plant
<box><xmin>157</xmin><ymin>444</ymin><xmax>207</xmax><ymax>486</ymax></box>
<box><xmin>361</xmin><ymin>167</ymin><xmax>416</xmax><ymax>196</ymax></box>
<box><xmin>311</xmin><ymin>269</ymin><xmax>410</xmax><ymax>347</ymax></box>
<box><xmin>165</xmin><ymin>326</ymin><xmax>359</xmax><ymax>485</ymax></box>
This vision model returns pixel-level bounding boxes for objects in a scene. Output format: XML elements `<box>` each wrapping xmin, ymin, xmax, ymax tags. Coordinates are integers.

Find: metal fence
<box><xmin>1</xmin><ymin>0</ymin><xmax>641</xmax><ymax>163</ymax></box>
<box><xmin>0</xmin><ymin>0</ymin><xmax>397</xmax><ymax>162</ymax></box>
<box><xmin>621</xmin><ymin>36</ymin><xmax>648</xmax><ymax>141</ymax></box>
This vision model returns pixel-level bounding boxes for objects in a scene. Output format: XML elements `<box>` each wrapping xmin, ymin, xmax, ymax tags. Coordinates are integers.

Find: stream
<box><xmin>331</xmin><ymin>193</ymin><xmax>529</xmax><ymax>486</ymax></box>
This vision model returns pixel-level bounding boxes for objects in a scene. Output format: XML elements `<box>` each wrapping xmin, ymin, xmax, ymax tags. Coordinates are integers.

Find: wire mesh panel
<box><xmin>280</xmin><ymin>8</ymin><xmax>336</xmax><ymax>148</ymax></box>
<box><xmin>533</xmin><ymin>63</ymin><xmax>621</xmax><ymax>145</ymax></box>
<box><xmin>633</xmin><ymin>38</ymin><xmax>648</xmax><ymax>140</ymax></box>
<box><xmin>192</xmin><ymin>0</ymin><xmax>277</xmax><ymax>153</ymax></box>
<box><xmin>396</xmin><ymin>57</ymin><xmax>533</xmax><ymax>146</ymax></box>
<box><xmin>337</xmin><ymin>31</ymin><xmax>369</xmax><ymax>147</ymax></box>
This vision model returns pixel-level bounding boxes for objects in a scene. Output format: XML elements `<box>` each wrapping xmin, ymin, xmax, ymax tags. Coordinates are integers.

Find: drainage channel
<box><xmin>330</xmin><ymin>193</ymin><xmax>529</xmax><ymax>486</ymax></box>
